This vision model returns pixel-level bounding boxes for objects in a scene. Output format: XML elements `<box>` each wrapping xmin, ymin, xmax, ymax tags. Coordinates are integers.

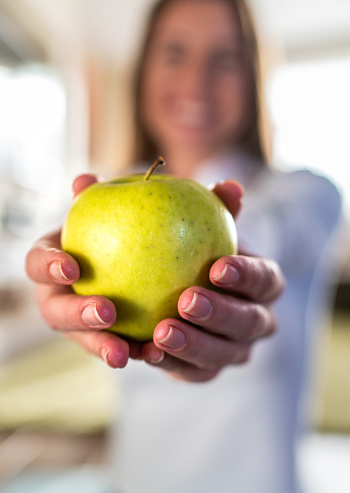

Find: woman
<box><xmin>26</xmin><ymin>0</ymin><xmax>341</xmax><ymax>492</ymax></box>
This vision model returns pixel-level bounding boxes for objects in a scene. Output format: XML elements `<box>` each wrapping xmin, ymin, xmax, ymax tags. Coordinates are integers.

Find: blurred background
<box><xmin>0</xmin><ymin>0</ymin><xmax>349</xmax><ymax>492</ymax></box>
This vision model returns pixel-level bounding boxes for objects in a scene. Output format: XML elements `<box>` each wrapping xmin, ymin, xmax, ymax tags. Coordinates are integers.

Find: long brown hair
<box><xmin>131</xmin><ymin>0</ymin><xmax>269</xmax><ymax>165</ymax></box>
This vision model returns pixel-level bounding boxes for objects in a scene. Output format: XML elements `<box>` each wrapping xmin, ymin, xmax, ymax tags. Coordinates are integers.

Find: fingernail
<box><xmin>182</xmin><ymin>292</ymin><xmax>212</xmax><ymax>319</ymax></box>
<box><xmin>101</xmin><ymin>348</ymin><xmax>119</xmax><ymax>368</ymax></box>
<box><xmin>157</xmin><ymin>326</ymin><xmax>186</xmax><ymax>349</ymax></box>
<box><xmin>150</xmin><ymin>349</ymin><xmax>165</xmax><ymax>364</ymax></box>
<box><xmin>82</xmin><ymin>303</ymin><xmax>109</xmax><ymax>327</ymax></box>
<box><xmin>101</xmin><ymin>348</ymin><xmax>110</xmax><ymax>365</ymax></box>
<box><xmin>213</xmin><ymin>263</ymin><xmax>240</xmax><ymax>284</ymax></box>
<box><xmin>49</xmin><ymin>260</ymin><xmax>70</xmax><ymax>281</ymax></box>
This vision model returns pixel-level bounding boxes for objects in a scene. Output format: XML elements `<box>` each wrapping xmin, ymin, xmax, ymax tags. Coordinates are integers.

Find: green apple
<box><xmin>61</xmin><ymin>158</ymin><xmax>238</xmax><ymax>341</ymax></box>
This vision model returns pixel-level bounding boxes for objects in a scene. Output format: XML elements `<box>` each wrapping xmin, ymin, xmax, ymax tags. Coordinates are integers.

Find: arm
<box><xmin>237</xmin><ymin>170</ymin><xmax>342</xmax><ymax>276</ymax></box>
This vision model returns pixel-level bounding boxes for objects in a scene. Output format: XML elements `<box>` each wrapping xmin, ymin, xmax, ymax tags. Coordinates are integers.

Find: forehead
<box><xmin>152</xmin><ymin>0</ymin><xmax>243</xmax><ymax>46</ymax></box>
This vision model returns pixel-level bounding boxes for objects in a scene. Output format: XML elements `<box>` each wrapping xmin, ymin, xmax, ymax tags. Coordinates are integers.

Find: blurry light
<box><xmin>268</xmin><ymin>57</ymin><xmax>350</xmax><ymax>218</ymax></box>
<box><xmin>0</xmin><ymin>65</ymin><xmax>66</xmax><ymax>193</ymax></box>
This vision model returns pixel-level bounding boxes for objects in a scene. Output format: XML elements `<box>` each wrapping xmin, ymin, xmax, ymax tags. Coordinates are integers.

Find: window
<box><xmin>268</xmin><ymin>57</ymin><xmax>350</xmax><ymax>218</ymax></box>
<box><xmin>0</xmin><ymin>64</ymin><xmax>66</xmax><ymax>282</ymax></box>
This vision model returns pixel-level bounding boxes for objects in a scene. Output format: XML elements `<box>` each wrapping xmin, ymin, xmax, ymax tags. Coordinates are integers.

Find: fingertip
<box><xmin>49</xmin><ymin>257</ymin><xmax>79</xmax><ymax>284</ymax></box>
<box><xmin>73</xmin><ymin>174</ymin><xmax>100</xmax><ymax>198</ymax></box>
<box><xmin>153</xmin><ymin>321</ymin><xmax>186</xmax><ymax>351</ymax></box>
<box><xmin>213</xmin><ymin>179</ymin><xmax>244</xmax><ymax>198</ymax></box>
<box><xmin>101</xmin><ymin>339</ymin><xmax>129</xmax><ymax>369</ymax></box>
<box><xmin>212</xmin><ymin>180</ymin><xmax>244</xmax><ymax>218</ymax></box>
<box><xmin>177</xmin><ymin>287</ymin><xmax>195</xmax><ymax>314</ymax></box>
<box><xmin>98</xmin><ymin>296</ymin><xmax>117</xmax><ymax>323</ymax></box>
<box><xmin>210</xmin><ymin>257</ymin><xmax>240</xmax><ymax>287</ymax></box>
<box><xmin>141</xmin><ymin>341</ymin><xmax>165</xmax><ymax>365</ymax></box>
<box><xmin>81</xmin><ymin>296</ymin><xmax>117</xmax><ymax>328</ymax></box>
<box><xmin>153</xmin><ymin>319</ymin><xmax>173</xmax><ymax>346</ymax></box>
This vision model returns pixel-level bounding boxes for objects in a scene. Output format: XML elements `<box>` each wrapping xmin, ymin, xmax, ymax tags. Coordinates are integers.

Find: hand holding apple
<box><xmin>26</xmin><ymin>172</ymin><xmax>285</xmax><ymax>381</ymax></box>
<box><xmin>61</xmin><ymin>158</ymin><xmax>238</xmax><ymax>341</ymax></box>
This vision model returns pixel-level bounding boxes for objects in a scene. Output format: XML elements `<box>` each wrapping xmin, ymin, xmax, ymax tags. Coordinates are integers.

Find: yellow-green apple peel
<box><xmin>61</xmin><ymin>158</ymin><xmax>238</xmax><ymax>341</ymax></box>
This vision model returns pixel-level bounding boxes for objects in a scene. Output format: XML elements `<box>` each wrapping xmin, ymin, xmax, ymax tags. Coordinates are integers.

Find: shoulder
<box><xmin>285</xmin><ymin>168</ymin><xmax>339</xmax><ymax>193</ymax></box>
<box><xmin>247</xmin><ymin>167</ymin><xmax>342</xmax><ymax>230</ymax></box>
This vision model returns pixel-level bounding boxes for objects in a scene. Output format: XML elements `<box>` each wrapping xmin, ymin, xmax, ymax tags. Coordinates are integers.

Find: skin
<box><xmin>25</xmin><ymin>0</ymin><xmax>286</xmax><ymax>382</ymax></box>
<box><xmin>140</xmin><ymin>0</ymin><xmax>253</xmax><ymax>176</ymax></box>
<box><xmin>26</xmin><ymin>178</ymin><xmax>284</xmax><ymax>382</ymax></box>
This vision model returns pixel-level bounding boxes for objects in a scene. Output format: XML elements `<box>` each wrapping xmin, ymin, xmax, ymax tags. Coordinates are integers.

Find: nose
<box><xmin>179</xmin><ymin>59</ymin><xmax>212</xmax><ymax>99</ymax></box>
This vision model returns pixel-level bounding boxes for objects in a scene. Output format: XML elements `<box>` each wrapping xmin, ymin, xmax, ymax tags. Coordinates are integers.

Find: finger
<box><xmin>178</xmin><ymin>287</ymin><xmax>276</xmax><ymax>342</ymax></box>
<box><xmin>150</xmin><ymin>318</ymin><xmax>251</xmax><ymax>374</ymax></box>
<box><xmin>25</xmin><ymin>230</ymin><xmax>80</xmax><ymax>285</ymax></box>
<box><xmin>126</xmin><ymin>339</ymin><xmax>144</xmax><ymax>360</ymax></box>
<box><xmin>141</xmin><ymin>341</ymin><xmax>219</xmax><ymax>382</ymax></box>
<box><xmin>37</xmin><ymin>284</ymin><xmax>116</xmax><ymax>332</ymax></box>
<box><xmin>211</xmin><ymin>180</ymin><xmax>244</xmax><ymax>219</ymax></box>
<box><xmin>139</xmin><ymin>341</ymin><xmax>165</xmax><ymax>365</ymax></box>
<box><xmin>73</xmin><ymin>174</ymin><xmax>99</xmax><ymax>198</ymax></box>
<box><xmin>67</xmin><ymin>330</ymin><xmax>130</xmax><ymax>369</ymax></box>
<box><xmin>210</xmin><ymin>255</ymin><xmax>285</xmax><ymax>303</ymax></box>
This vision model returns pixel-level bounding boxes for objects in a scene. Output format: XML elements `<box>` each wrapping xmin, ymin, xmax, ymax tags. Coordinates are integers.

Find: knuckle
<box><xmin>237</xmin><ymin>256</ymin><xmax>285</xmax><ymax>302</ymax></box>
<box><xmin>213</xmin><ymin>301</ymin><xmax>236</xmax><ymax>330</ymax></box>
<box><xmin>205</xmin><ymin>346</ymin><xmax>239</xmax><ymax>371</ymax></box>
<box><xmin>235</xmin><ymin>345</ymin><xmax>251</xmax><ymax>364</ymax></box>
<box><xmin>197</xmin><ymin>356</ymin><xmax>223</xmax><ymax>374</ymax></box>
<box><xmin>261</xmin><ymin>261</ymin><xmax>285</xmax><ymax>301</ymax></box>
<box><xmin>192</xmin><ymin>347</ymin><xmax>225</xmax><ymax>372</ymax></box>
<box><xmin>265</xmin><ymin>309</ymin><xmax>278</xmax><ymax>337</ymax></box>
<box><xmin>262</xmin><ymin>266</ymin><xmax>277</xmax><ymax>297</ymax></box>
<box><xmin>234</xmin><ymin>304</ymin><xmax>264</xmax><ymax>342</ymax></box>
<box><xmin>247</xmin><ymin>305</ymin><xmax>265</xmax><ymax>340</ymax></box>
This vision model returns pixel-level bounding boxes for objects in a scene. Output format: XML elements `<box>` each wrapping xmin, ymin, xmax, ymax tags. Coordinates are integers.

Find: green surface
<box><xmin>0</xmin><ymin>339</ymin><xmax>116</xmax><ymax>433</ymax></box>
<box><xmin>317</xmin><ymin>311</ymin><xmax>350</xmax><ymax>433</ymax></box>
<box><xmin>62</xmin><ymin>174</ymin><xmax>237</xmax><ymax>340</ymax></box>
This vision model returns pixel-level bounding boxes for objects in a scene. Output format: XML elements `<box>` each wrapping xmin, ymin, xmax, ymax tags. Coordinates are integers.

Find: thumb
<box><xmin>211</xmin><ymin>180</ymin><xmax>244</xmax><ymax>219</ymax></box>
<box><xmin>73</xmin><ymin>174</ymin><xmax>100</xmax><ymax>198</ymax></box>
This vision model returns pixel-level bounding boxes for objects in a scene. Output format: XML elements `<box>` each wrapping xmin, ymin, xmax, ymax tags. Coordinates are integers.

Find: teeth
<box><xmin>173</xmin><ymin>101</ymin><xmax>211</xmax><ymax>129</ymax></box>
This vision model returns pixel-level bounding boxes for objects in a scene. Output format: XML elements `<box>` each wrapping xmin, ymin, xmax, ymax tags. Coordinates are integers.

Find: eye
<box><xmin>211</xmin><ymin>50</ymin><xmax>246</xmax><ymax>72</ymax></box>
<box><xmin>158</xmin><ymin>43</ymin><xmax>185</xmax><ymax>66</ymax></box>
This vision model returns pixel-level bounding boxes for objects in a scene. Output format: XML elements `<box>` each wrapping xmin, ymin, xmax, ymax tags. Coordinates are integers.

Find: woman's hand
<box><xmin>25</xmin><ymin>174</ymin><xmax>133</xmax><ymax>369</ymax></box>
<box><xmin>142</xmin><ymin>252</ymin><xmax>284</xmax><ymax>382</ymax></box>
<box><xmin>26</xmin><ymin>227</ymin><xmax>132</xmax><ymax>368</ymax></box>
<box><xmin>25</xmin><ymin>175</ymin><xmax>285</xmax><ymax>377</ymax></box>
<box><xmin>140</xmin><ymin>181</ymin><xmax>286</xmax><ymax>382</ymax></box>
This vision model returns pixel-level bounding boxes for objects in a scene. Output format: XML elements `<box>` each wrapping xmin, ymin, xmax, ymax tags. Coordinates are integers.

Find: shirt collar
<box><xmin>192</xmin><ymin>150</ymin><xmax>263</xmax><ymax>188</ymax></box>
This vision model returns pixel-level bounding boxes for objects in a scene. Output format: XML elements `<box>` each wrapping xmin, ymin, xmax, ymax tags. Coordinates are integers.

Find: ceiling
<box><xmin>1</xmin><ymin>0</ymin><xmax>350</xmax><ymax>65</ymax></box>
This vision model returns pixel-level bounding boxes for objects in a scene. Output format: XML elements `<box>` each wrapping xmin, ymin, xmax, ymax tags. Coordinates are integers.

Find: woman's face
<box><xmin>140</xmin><ymin>0</ymin><xmax>253</xmax><ymax>162</ymax></box>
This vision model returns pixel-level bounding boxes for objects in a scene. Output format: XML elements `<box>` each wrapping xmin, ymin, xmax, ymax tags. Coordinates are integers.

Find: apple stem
<box><xmin>144</xmin><ymin>156</ymin><xmax>165</xmax><ymax>181</ymax></box>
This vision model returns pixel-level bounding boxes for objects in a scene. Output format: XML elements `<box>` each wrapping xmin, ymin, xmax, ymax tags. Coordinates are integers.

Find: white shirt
<box><xmin>108</xmin><ymin>153</ymin><xmax>342</xmax><ymax>493</ymax></box>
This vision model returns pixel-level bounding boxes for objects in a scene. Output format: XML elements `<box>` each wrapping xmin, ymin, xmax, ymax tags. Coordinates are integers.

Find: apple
<box><xmin>61</xmin><ymin>158</ymin><xmax>238</xmax><ymax>341</ymax></box>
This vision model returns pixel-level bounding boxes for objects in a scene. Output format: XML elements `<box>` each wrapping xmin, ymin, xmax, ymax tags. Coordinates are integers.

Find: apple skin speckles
<box><xmin>61</xmin><ymin>172</ymin><xmax>237</xmax><ymax>341</ymax></box>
